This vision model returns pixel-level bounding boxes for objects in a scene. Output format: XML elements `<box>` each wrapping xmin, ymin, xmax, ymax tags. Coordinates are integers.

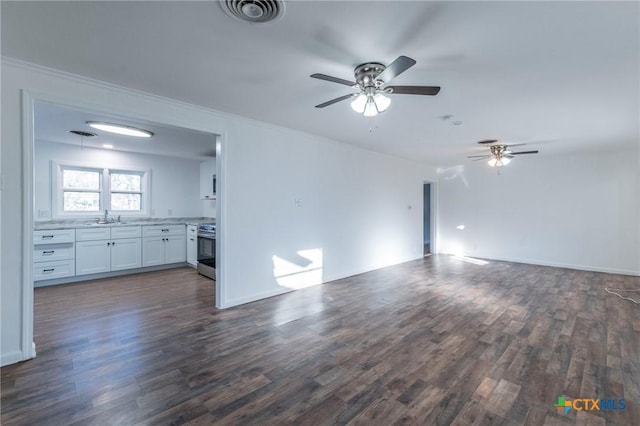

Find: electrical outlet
<box><xmin>294</xmin><ymin>198</ymin><xmax>303</xmax><ymax>207</ymax></box>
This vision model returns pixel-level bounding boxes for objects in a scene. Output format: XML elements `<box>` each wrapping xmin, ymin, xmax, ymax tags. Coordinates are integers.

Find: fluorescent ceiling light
<box><xmin>102</xmin><ymin>144</ymin><xmax>114</xmax><ymax>149</ymax></box>
<box><xmin>87</xmin><ymin>121</ymin><xmax>153</xmax><ymax>138</ymax></box>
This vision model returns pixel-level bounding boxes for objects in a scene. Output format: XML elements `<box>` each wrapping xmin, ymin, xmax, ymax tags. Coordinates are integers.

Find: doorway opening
<box><xmin>423</xmin><ymin>183</ymin><xmax>432</xmax><ymax>256</ymax></box>
<box><xmin>21</xmin><ymin>92</ymin><xmax>225</xmax><ymax>363</ymax></box>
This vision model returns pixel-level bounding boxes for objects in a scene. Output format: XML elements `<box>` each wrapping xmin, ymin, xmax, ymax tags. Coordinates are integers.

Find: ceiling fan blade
<box><xmin>314</xmin><ymin>94</ymin><xmax>356</xmax><ymax>108</ymax></box>
<box><xmin>386</xmin><ymin>85</ymin><xmax>441</xmax><ymax>95</ymax></box>
<box><xmin>505</xmin><ymin>154</ymin><xmax>515</xmax><ymax>159</ymax></box>
<box><xmin>375</xmin><ymin>56</ymin><xmax>416</xmax><ymax>83</ymax></box>
<box><xmin>505</xmin><ymin>143</ymin><xmax>526</xmax><ymax>148</ymax></box>
<box><xmin>510</xmin><ymin>150</ymin><xmax>539</xmax><ymax>155</ymax></box>
<box><xmin>472</xmin><ymin>157</ymin><xmax>491</xmax><ymax>162</ymax></box>
<box><xmin>467</xmin><ymin>155</ymin><xmax>492</xmax><ymax>158</ymax></box>
<box><xmin>310</xmin><ymin>73</ymin><xmax>356</xmax><ymax>87</ymax></box>
<box><xmin>477</xmin><ymin>139</ymin><xmax>499</xmax><ymax>145</ymax></box>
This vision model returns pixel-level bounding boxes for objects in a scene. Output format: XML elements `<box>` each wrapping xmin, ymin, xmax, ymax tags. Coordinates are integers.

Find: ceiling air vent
<box><xmin>220</xmin><ymin>0</ymin><xmax>285</xmax><ymax>24</ymax></box>
<box><xmin>69</xmin><ymin>130</ymin><xmax>97</xmax><ymax>137</ymax></box>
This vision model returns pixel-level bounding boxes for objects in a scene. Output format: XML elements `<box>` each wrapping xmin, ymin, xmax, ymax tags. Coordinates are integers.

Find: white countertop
<box><xmin>35</xmin><ymin>217</ymin><xmax>215</xmax><ymax>230</ymax></box>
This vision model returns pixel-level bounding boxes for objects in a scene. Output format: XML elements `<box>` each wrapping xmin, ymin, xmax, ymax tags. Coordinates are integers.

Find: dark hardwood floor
<box><xmin>1</xmin><ymin>256</ymin><xmax>639</xmax><ymax>425</ymax></box>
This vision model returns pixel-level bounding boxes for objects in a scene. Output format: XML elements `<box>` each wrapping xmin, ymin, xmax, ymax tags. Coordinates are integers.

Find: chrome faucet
<box><xmin>97</xmin><ymin>209</ymin><xmax>113</xmax><ymax>224</ymax></box>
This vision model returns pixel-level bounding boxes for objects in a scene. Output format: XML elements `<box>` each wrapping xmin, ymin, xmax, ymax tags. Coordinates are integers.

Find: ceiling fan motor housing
<box><xmin>490</xmin><ymin>145</ymin><xmax>507</xmax><ymax>157</ymax></box>
<box><xmin>354</xmin><ymin>62</ymin><xmax>386</xmax><ymax>89</ymax></box>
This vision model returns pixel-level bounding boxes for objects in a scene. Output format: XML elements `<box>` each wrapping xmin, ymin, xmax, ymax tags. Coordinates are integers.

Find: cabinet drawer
<box><xmin>34</xmin><ymin>243</ymin><xmax>75</xmax><ymax>262</ymax></box>
<box><xmin>187</xmin><ymin>225</ymin><xmax>198</xmax><ymax>235</ymax></box>
<box><xmin>76</xmin><ymin>227</ymin><xmax>111</xmax><ymax>241</ymax></box>
<box><xmin>111</xmin><ymin>226</ymin><xmax>141</xmax><ymax>239</ymax></box>
<box><xmin>142</xmin><ymin>225</ymin><xmax>186</xmax><ymax>237</ymax></box>
<box><xmin>33</xmin><ymin>229</ymin><xmax>75</xmax><ymax>244</ymax></box>
<box><xmin>33</xmin><ymin>259</ymin><xmax>75</xmax><ymax>281</ymax></box>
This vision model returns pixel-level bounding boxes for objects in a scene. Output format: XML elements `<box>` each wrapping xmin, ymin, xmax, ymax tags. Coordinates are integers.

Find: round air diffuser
<box><xmin>220</xmin><ymin>0</ymin><xmax>285</xmax><ymax>24</ymax></box>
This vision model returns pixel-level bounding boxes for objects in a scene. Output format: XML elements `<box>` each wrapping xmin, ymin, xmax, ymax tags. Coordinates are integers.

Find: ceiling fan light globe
<box><xmin>363</xmin><ymin>97</ymin><xmax>378</xmax><ymax>117</ymax></box>
<box><xmin>488</xmin><ymin>158</ymin><xmax>497</xmax><ymax>167</ymax></box>
<box><xmin>373</xmin><ymin>93</ymin><xmax>391</xmax><ymax>112</ymax></box>
<box><xmin>501</xmin><ymin>157</ymin><xmax>511</xmax><ymax>165</ymax></box>
<box><xmin>350</xmin><ymin>94</ymin><xmax>367</xmax><ymax>113</ymax></box>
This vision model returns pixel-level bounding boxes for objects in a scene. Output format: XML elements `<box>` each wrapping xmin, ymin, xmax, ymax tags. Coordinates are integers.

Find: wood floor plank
<box><xmin>1</xmin><ymin>258</ymin><xmax>639</xmax><ymax>425</ymax></box>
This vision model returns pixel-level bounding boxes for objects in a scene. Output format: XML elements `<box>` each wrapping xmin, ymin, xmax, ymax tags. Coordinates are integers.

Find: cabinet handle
<box><xmin>43</xmin><ymin>268</ymin><xmax>55</xmax><ymax>273</ymax></box>
<box><xmin>190</xmin><ymin>238</ymin><xmax>195</xmax><ymax>241</ymax></box>
<box><xmin>42</xmin><ymin>235</ymin><xmax>54</xmax><ymax>239</ymax></box>
<box><xmin>43</xmin><ymin>250</ymin><xmax>55</xmax><ymax>255</ymax></box>
<box><xmin>112</xmin><ymin>241</ymin><xmax>116</xmax><ymax>246</ymax></box>
<box><xmin>107</xmin><ymin>242</ymin><xmax>111</xmax><ymax>246</ymax></box>
<box><xmin>161</xmin><ymin>229</ymin><xmax>169</xmax><ymax>232</ymax></box>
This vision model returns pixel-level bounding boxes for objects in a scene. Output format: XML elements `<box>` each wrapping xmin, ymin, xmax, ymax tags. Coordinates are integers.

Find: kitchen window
<box><xmin>53</xmin><ymin>162</ymin><xmax>150</xmax><ymax>218</ymax></box>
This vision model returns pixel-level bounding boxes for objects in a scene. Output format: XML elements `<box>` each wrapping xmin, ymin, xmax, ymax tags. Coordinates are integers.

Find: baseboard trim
<box><xmin>222</xmin><ymin>287</ymin><xmax>292</xmax><ymax>308</ymax></box>
<box><xmin>1</xmin><ymin>350</ymin><xmax>29</xmax><ymax>367</ymax></box>
<box><xmin>439</xmin><ymin>252</ymin><xmax>640</xmax><ymax>277</ymax></box>
<box><xmin>34</xmin><ymin>263</ymin><xmax>190</xmax><ymax>287</ymax></box>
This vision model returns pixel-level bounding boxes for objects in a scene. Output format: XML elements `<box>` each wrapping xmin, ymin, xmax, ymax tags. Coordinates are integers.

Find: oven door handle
<box><xmin>197</xmin><ymin>234</ymin><xmax>216</xmax><ymax>240</ymax></box>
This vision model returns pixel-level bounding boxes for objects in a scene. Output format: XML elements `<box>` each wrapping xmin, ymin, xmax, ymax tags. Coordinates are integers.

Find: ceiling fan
<box><xmin>468</xmin><ymin>139</ymin><xmax>539</xmax><ymax>168</ymax></box>
<box><xmin>310</xmin><ymin>55</ymin><xmax>440</xmax><ymax>117</ymax></box>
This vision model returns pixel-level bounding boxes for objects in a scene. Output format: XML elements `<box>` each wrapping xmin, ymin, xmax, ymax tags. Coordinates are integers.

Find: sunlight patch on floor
<box><xmin>272</xmin><ymin>248</ymin><xmax>323</xmax><ymax>290</ymax></box>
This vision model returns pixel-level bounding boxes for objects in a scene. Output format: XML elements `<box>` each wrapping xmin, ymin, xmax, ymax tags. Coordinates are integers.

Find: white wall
<box><xmin>437</xmin><ymin>148</ymin><xmax>640</xmax><ymax>275</ymax></box>
<box><xmin>1</xmin><ymin>59</ymin><xmax>437</xmax><ymax>365</ymax></box>
<box><xmin>222</xmin><ymin>121</ymin><xmax>434</xmax><ymax>305</ymax></box>
<box><xmin>34</xmin><ymin>140</ymin><xmax>202</xmax><ymax>220</ymax></box>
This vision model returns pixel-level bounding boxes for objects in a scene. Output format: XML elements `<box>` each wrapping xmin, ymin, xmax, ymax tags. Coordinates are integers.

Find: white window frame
<box><xmin>109</xmin><ymin>169</ymin><xmax>147</xmax><ymax>213</ymax></box>
<box><xmin>52</xmin><ymin>161</ymin><xmax>150</xmax><ymax>219</ymax></box>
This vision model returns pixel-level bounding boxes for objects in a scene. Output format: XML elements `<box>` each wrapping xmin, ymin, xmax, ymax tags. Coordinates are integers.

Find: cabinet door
<box><xmin>165</xmin><ymin>235</ymin><xmax>186</xmax><ymax>264</ymax></box>
<box><xmin>76</xmin><ymin>240</ymin><xmax>111</xmax><ymax>275</ymax></box>
<box><xmin>111</xmin><ymin>238</ymin><xmax>142</xmax><ymax>271</ymax></box>
<box><xmin>200</xmin><ymin>160</ymin><xmax>216</xmax><ymax>199</ymax></box>
<box><xmin>142</xmin><ymin>237</ymin><xmax>164</xmax><ymax>267</ymax></box>
<box><xmin>186</xmin><ymin>234</ymin><xmax>197</xmax><ymax>266</ymax></box>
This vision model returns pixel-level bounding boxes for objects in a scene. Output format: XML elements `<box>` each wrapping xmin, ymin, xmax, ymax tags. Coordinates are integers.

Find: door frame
<box><xmin>21</xmin><ymin>89</ymin><xmax>226</xmax><ymax>361</ymax></box>
<box><xmin>423</xmin><ymin>180</ymin><xmax>437</xmax><ymax>255</ymax></box>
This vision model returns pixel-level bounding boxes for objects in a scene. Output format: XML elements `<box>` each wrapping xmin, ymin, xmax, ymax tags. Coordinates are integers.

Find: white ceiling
<box><xmin>34</xmin><ymin>101</ymin><xmax>217</xmax><ymax>160</ymax></box>
<box><xmin>3</xmin><ymin>1</ymin><xmax>638</xmax><ymax>166</ymax></box>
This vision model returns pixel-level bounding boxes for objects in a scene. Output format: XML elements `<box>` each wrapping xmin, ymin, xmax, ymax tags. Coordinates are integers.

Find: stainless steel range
<box><xmin>196</xmin><ymin>223</ymin><xmax>216</xmax><ymax>280</ymax></box>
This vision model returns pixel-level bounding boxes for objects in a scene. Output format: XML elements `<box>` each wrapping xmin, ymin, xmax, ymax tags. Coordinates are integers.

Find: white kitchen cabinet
<box><xmin>75</xmin><ymin>226</ymin><xmax>142</xmax><ymax>276</ymax></box>
<box><xmin>186</xmin><ymin>225</ymin><xmax>197</xmax><ymax>266</ymax></box>
<box><xmin>34</xmin><ymin>259</ymin><xmax>75</xmax><ymax>281</ymax></box>
<box><xmin>142</xmin><ymin>225</ymin><xmax>186</xmax><ymax>267</ymax></box>
<box><xmin>76</xmin><ymin>240</ymin><xmax>111</xmax><ymax>275</ymax></box>
<box><xmin>33</xmin><ymin>229</ymin><xmax>76</xmax><ymax>281</ymax></box>
<box><xmin>141</xmin><ymin>237</ymin><xmax>165</xmax><ymax>267</ymax></box>
<box><xmin>34</xmin><ymin>229</ymin><xmax>75</xmax><ymax>244</ymax></box>
<box><xmin>200</xmin><ymin>159</ymin><xmax>216</xmax><ymax>200</ymax></box>
<box><xmin>142</xmin><ymin>224</ymin><xmax>185</xmax><ymax>238</ymax></box>
<box><xmin>166</xmin><ymin>235</ymin><xmax>187</xmax><ymax>264</ymax></box>
<box><xmin>111</xmin><ymin>238</ymin><xmax>142</xmax><ymax>271</ymax></box>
